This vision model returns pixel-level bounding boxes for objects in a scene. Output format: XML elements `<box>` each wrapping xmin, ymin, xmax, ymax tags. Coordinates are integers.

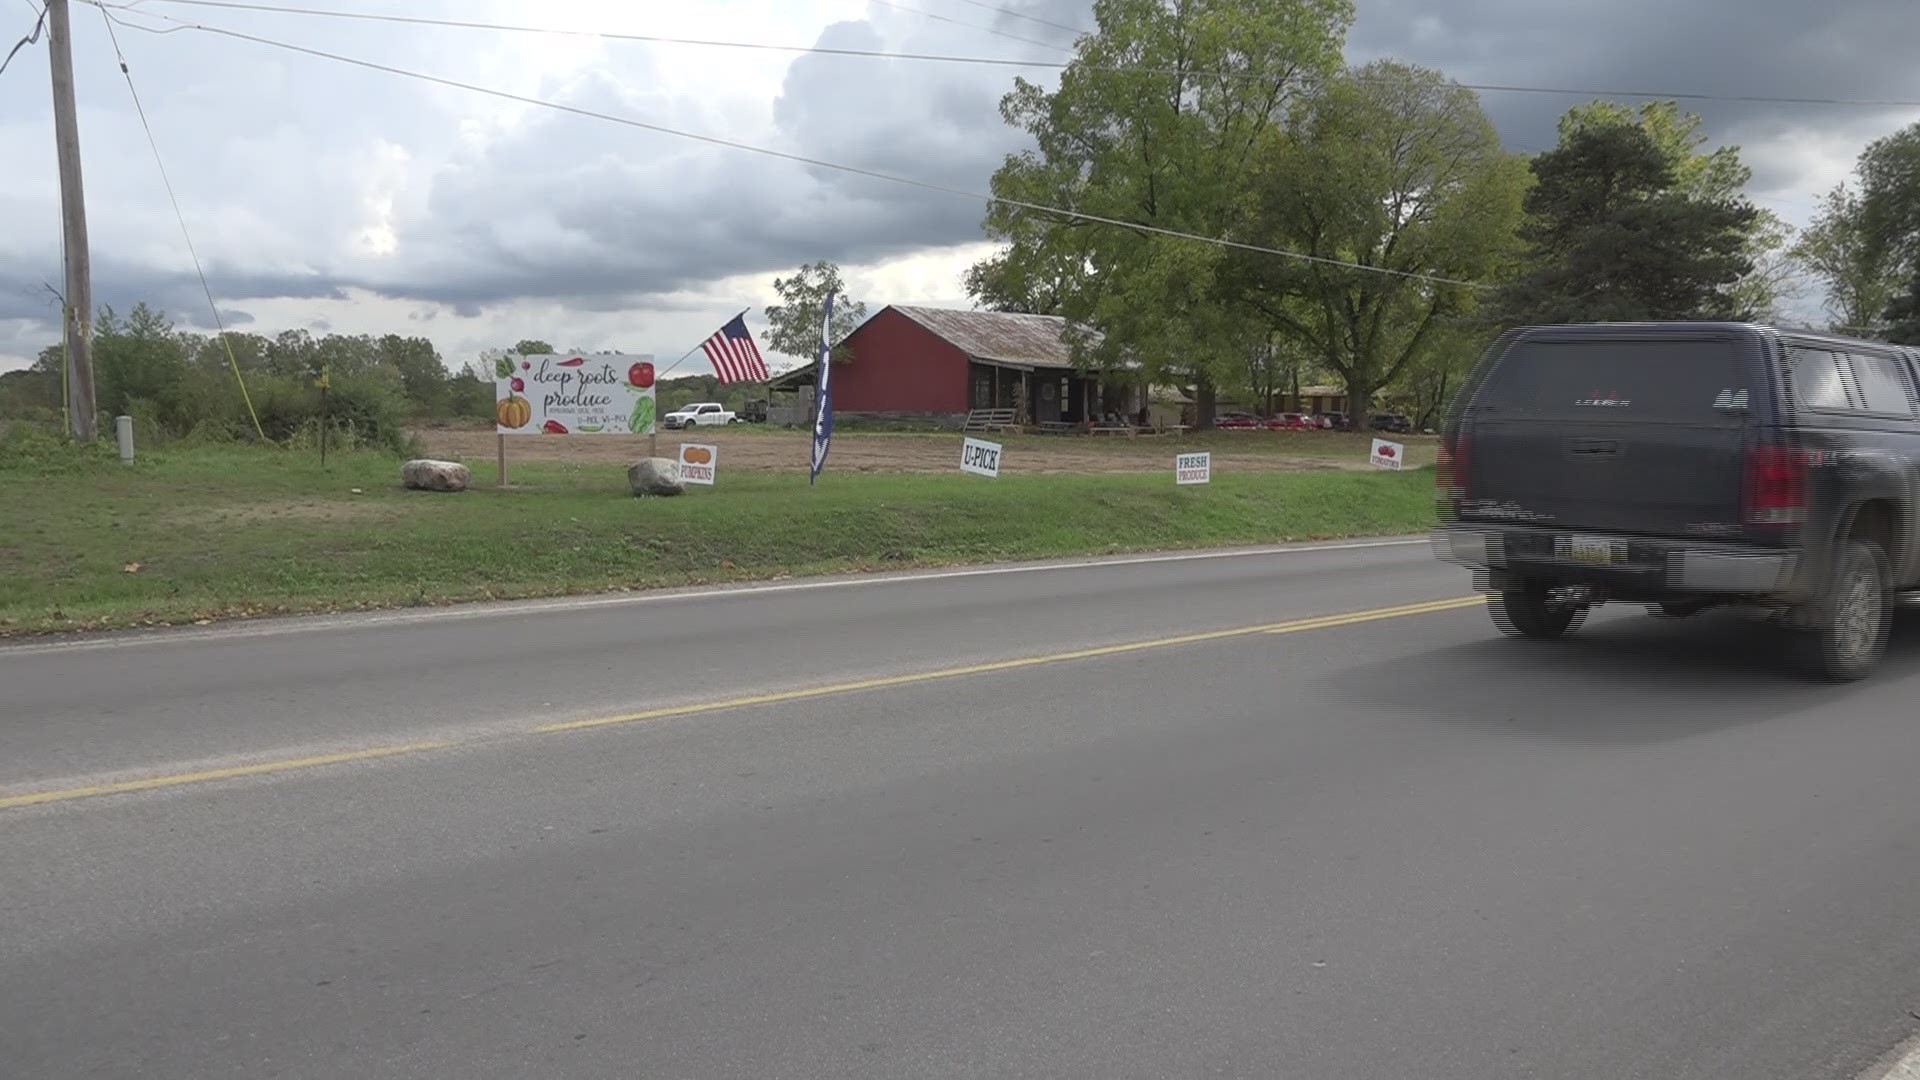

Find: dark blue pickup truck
<box><xmin>1433</xmin><ymin>322</ymin><xmax>1920</xmax><ymax>681</ymax></box>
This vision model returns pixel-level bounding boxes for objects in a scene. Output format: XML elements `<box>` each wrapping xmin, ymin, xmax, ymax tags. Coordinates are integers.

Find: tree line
<box><xmin>0</xmin><ymin>322</ymin><xmax>765</xmax><ymax>450</ymax></box>
<box><xmin>962</xmin><ymin>0</ymin><xmax>1920</xmax><ymax>428</ymax></box>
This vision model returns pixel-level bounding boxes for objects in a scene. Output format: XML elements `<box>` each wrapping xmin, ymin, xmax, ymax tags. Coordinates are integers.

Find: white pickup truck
<box><xmin>662</xmin><ymin>402</ymin><xmax>737</xmax><ymax>429</ymax></box>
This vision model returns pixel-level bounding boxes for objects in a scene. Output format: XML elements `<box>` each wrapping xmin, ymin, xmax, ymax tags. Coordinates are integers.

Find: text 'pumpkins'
<box><xmin>496</xmin><ymin>395</ymin><xmax>532</xmax><ymax>429</ymax></box>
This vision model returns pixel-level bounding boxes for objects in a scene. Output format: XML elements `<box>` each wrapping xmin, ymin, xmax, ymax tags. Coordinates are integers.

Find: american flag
<box><xmin>699</xmin><ymin>311</ymin><xmax>769</xmax><ymax>384</ymax></box>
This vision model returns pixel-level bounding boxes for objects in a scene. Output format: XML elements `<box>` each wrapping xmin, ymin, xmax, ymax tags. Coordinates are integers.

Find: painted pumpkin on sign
<box><xmin>496</xmin><ymin>395</ymin><xmax>532</xmax><ymax>428</ymax></box>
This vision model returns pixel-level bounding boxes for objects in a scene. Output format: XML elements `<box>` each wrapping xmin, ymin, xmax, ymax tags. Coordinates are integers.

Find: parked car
<box><xmin>1370</xmin><ymin>413</ymin><xmax>1412</xmax><ymax>433</ymax></box>
<box><xmin>1215</xmin><ymin>412</ymin><xmax>1260</xmax><ymax>430</ymax></box>
<box><xmin>1319</xmin><ymin>412</ymin><xmax>1353</xmax><ymax>430</ymax></box>
<box><xmin>1266</xmin><ymin>413</ymin><xmax>1313</xmax><ymax>430</ymax></box>
<box><xmin>740</xmin><ymin>399</ymin><xmax>768</xmax><ymax>423</ymax></box>
<box><xmin>1432</xmin><ymin>321</ymin><xmax>1920</xmax><ymax>681</ymax></box>
<box><xmin>662</xmin><ymin>402</ymin><xmax>737</xmax><ymax>429</ymax></box>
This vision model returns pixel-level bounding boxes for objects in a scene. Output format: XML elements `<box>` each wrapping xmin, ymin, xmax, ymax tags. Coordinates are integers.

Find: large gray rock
<box><xmin>401</xmin><ymin>458</ymin><xmax>470</xmax><ymax>492</ymax></box>
<box><xmin>628</xmin><ymin>457</ymin><xmax>685</xmax><ymax>497</ymax></box>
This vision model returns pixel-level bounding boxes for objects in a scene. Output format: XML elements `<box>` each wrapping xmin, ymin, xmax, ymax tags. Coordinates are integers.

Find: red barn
<box><xmin>766</xmin><ymin>305</ymin><xmax>1142</xmax><ymax>428</ymax></box>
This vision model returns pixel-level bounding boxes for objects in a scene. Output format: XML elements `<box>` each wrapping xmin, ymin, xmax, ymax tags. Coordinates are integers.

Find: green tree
<box><xmin>377</xmin><ymin>334</ymin><xmax>449</xmax><ymax>415</ymax></box>
<box><xmin>973</xmin><ymin>0</ymin><xmax>1354</xmax><ymax>426</ymax></box>
<box><xmin>1396</xmin><ymin>320</ymin><xmax>1491</xmax><ymax>432</ymax></box>
<box><xmin>448</xmin><ymin>362</ymin><xmax>495</xmax><ymax>419</ymax></box>
<box><xmin>963</xmin><ymin>221</ymin><xmax>1086</xmax><ymax>316</ymax></box>
<box><xmin>91</xmin><ymin>303</ymin><xmax>191</xmax><ymax>421</ymax></box>
<box><xmin>512</xmin><ymin>339</ymin><xmax>554</xmax><ymax>355</ymax></box>
<box><xmin>1791</xmin><ymin>183</ymin><xmax>1903</xmax><ymax>336</ymax></box>
<box><xmin>1498</xmin><ymin>114</ymin><xmax>1758</xmax><ymax>324</ymax></box>
<box><xmin>1234</xmin><ymin>61</ymin><xmax>1529</xmax><ymax>428</ymax></box>
<box><xmin>1857</xmin><ymin>122</ymin><xmax>1920</xmax><ymax>342</ymax></box>
<box><xmin>1560</xmin><ymin>100</ymin><xmax>1794</xmax><ymax>318</ymax></box>
<box><xmin>764</xmin><ymin>260</ymin><xmax>866</xmax><ymax>364</ymax></box>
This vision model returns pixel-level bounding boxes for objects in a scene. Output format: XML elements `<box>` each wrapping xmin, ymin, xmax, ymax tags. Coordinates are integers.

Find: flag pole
<box><xmin>651</xmin><ymin>309</ymin><xmax>752</xmax><ymax>457</ymax></box>
<box><xmin>657</xmin><ymin>309</ymin><xmax>749</xmax><ymax>380</ymax></box>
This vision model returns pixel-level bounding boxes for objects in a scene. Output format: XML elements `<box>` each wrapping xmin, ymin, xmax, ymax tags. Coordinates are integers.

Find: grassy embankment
<box><xmin>0</xmin><ymin>435</ymin><xmax>1438</xmax><ymax>635</ymax></box>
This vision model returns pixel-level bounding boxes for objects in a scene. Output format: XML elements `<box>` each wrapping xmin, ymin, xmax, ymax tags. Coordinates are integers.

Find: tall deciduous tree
<box><xmin>764</xmin><ymin>260</ymin><xmax>867</xmax><ymax>364</ymax></box>
<box><xmin>1498</xmin><ymin>113</ymin><xmax>1758</xmax><ymax>324</ymax></box>
<box><xmin>1791</xmin><ymin>183</ymin><xmax>1903</xmax><ymax>336</ymax></box>
<box><xmin>1234</xmin><ymin>61</ymin><xmax>1529</xmax><ymax>428</ymax></box>
<box><xmin>512</xmin><ymin>339</ymin><xmax>554</xmax><ymax>356</ymax></box>
<box><xmin>973</xmin><ymin>0</ymin><xmax>1354</xmax><ymax>427</ymax></box>
<box><xmin>1857</xmin><ymin>122</ymin><xmax>1920</xmax><ymax>342</ymax></box>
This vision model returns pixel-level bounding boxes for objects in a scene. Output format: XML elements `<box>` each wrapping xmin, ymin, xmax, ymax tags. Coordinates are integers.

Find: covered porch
<box><xmin>968</xmin><ymin>359</ymin><xmax>1155</xmax><ymax>432</ymax></box>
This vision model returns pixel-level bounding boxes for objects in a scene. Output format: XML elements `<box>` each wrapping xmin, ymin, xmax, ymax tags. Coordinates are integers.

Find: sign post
<box><xmin>1369</xmin><ymin>438</ymin><xmax>1404</xmax><ymax>470</ymax></box>
<box><xmin>1176</xmin><ymin>451</ymin><xmax>1212</xmax><ymax>485</ymax></box>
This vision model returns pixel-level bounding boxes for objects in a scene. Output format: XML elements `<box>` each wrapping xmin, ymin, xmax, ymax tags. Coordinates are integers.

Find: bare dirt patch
<box><xmin>418</xmin><ymin>426</ymin><xmax>1424</xmax><ymax>475</ymax></box>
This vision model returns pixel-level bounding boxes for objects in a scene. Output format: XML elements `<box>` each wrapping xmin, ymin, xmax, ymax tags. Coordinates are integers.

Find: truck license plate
<box><xmin>1566</xmin><ymin>535</ymin><xmax>1620</xmax><ymax>565</ymax></box>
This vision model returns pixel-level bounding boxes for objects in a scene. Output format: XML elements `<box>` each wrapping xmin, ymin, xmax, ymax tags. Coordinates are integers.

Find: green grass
<box><xmin>0</xmin><ymin>441</ymin><xmax>1439</xmax><ymax>635</ymax></box>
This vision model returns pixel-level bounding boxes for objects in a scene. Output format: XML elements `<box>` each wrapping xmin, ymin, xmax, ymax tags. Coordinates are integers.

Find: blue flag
<box><xmin>809</xmin><ymin>293</ymin><xmax>835</xmax><ymax>486</ymax></box>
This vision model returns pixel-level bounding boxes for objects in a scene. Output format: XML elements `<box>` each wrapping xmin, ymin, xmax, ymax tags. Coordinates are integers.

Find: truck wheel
<box><xmin>1801</xmin><ymin>538</ymin><xmax>1892</xmax><ymax>682</ymax></box>
<box><xmin>1491</xmin><ymin>582</ymin><xmax>1584</xmax><ymax>640</ymax></box>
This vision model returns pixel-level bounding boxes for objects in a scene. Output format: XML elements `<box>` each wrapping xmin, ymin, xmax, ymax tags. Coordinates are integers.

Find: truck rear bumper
<box><xmin>1432</xmin><ymin>525</ymin><xmax>1802</xmax><ymax>599</ymax></box>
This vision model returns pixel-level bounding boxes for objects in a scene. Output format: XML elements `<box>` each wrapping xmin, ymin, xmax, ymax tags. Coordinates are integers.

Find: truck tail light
<box><xmin>1743</xmin><ymin>443</ymin><xmax>1809</xmax><ymax>526</ymax></box>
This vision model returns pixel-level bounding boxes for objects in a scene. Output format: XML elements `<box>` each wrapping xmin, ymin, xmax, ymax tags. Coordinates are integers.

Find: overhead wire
<box><xmin>0</xmin><ymin>0</ymin><xmax>45</xmax><ymax>76</ymax></box>
<box><xmin>95</xmin><ymin>1</ymin><xmax>265</xmax><ymax>439</ymax></box>
<box><xmin>109</xmin><ymin>0</ymin><xmax>1920</xmax><ymax>108</ymax></box>
<box><xmin>867</xmin><ymin>0</ymin><xmax>1074</xmax><ymax>52</ymax></box>
<box><xmin>90</xmin><ymin>2</ymin><xmax>1497</xmax><ymax>291</ymax></box>
<box><xmin>948</xmin><ymin>0</ymin><xmax>1087</xmax><ymax>38</ymax></box>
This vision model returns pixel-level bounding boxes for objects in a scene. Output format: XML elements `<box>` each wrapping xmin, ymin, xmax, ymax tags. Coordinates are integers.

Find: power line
<box><xmin>110</xmin><ymin>0</ymin><xmax>1920</xmax><ymax>109</ymax></box>
<box><xmin>868</xmin><ymin>0</ymin><xmax>1073</xmax><ymax>52</ymax></box>
<box><xmin>95</xmin><ymin>0</ymin><xmax>265</xmax><ymax>438</ymax></box>
<box><xmin>97</xmin><ymin>5</ymin><xmax>1494</xmax><ymax>291</ymax></box>
<box><xmin>0</xmin><ymin>1</ymin><xmax>45</xmax><ymax>76</ymax></box>
<box><xmin>949</xmin><ymin>0</ymin><xmax>1087</xmax><ymax>38</ymax></box>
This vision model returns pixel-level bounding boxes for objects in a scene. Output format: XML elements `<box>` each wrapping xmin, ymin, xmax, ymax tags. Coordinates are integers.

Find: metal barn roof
<box><xmin>888</xmin><ymin>306</ymin><xmax>1114</xmax><ymax>370</ymax></box>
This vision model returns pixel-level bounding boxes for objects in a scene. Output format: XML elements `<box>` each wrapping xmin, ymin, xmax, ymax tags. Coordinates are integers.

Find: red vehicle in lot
<box><xmin>1215</xmin><ymin>412</ymin><xmax>1261</xmax><ymax>430</ymax></box>
<box><xmin>1266</xmin><ymin>412</ymin><xmax>1313</xmax><ymax>430</ymax></box>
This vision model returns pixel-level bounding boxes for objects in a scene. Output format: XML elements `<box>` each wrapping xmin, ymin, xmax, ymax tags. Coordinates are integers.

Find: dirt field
<box><xmin>418</xmin><ymin>425</ymin><xmax>1435</xmax><ymax>475</ymax></box>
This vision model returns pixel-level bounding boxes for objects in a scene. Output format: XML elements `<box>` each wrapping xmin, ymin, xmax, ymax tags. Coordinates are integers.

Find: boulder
<box><xmin>628</xmin><ymin>457</ymin><xmax>685</xmax><ymax>497</ymax></box>
<box><xmin>401</xmin><ymin>458</ymin><xmax>470</xmax><ymax>492</ymax></box>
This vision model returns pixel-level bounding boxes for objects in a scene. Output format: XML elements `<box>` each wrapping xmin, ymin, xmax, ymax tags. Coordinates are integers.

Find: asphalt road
<box><xmin>4</xmin><ymin>538</ymin><xmax>1920</xmax><ymax>1079</ymax></box>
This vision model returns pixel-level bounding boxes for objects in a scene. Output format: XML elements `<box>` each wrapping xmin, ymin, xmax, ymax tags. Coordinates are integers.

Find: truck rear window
<box><xmin>1473</xmin><ymin>339</ymin><xmax>1744</xmax><ymax>423</ymax></box>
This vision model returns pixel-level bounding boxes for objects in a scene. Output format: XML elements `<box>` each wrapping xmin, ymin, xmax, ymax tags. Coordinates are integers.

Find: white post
<box><xmin>115</xmin><ymin>414</ymin><xmax>134</xmax><ymax>463</ymax></box>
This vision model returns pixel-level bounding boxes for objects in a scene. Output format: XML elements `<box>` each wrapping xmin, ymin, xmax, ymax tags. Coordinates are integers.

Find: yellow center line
<box><xmin>1</xmin><ymin>594</ymin><xmax>1488</xmax><ymax>811</ymax></box>
<box><xmin>536</xmin><ymin>594</ymin><xmax>1488</xmax><ymax>734</ymax></box>
<box><xmin>0</xmin><ymin>741</ymin><xmax>452</xmax><ymax>811</ymax></box>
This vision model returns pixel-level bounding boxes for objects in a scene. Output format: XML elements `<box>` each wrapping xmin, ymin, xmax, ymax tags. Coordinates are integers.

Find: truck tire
<box><xmin>1491</xmin><ymin>581</ymin><xmax>1584</xmax><ymax>640</ymax></box>
<box><xmin>1800</xmin><ymin>538</ymin><xmax>1892</xmax><ymax>682</ymax></box>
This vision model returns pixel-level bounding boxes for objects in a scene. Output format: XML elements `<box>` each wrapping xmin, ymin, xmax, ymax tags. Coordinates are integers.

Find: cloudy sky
<box><xmin>2</xmin><ymin>0</ymin><xmax>1917</xmax><ymax>375</ymax></box>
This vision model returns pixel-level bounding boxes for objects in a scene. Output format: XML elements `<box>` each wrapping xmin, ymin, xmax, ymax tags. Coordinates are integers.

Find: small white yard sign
<box><xmin>1176</xmin><ymin>451</ymin><xmax>1212</xmax><ymax>485</ymax></box>
<box><xmin>960</xmin><ymin>437</ymin><xmax>1003</xmax><ymax>478</ymax></box>
<box><xmin>1369</xmin><ymin>438</ymin><xmax>1404</xmax><ymax>470</ymax></box>
<box><xmin>678</xmin><ymin>443</ymin><xmax>717</xmax><ymax>485</ymax></box>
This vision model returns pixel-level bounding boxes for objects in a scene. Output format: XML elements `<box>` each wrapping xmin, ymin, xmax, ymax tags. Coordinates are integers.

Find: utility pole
<box><xmin>47</xmin><ymin>0</ymin><xmax>97</xmax><ymax>442</ymax></box>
